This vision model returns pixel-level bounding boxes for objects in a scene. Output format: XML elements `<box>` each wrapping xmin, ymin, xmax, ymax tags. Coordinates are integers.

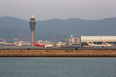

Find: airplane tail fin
<box><xmin>87</xmin><ymin>42</ymin><xmax>90</xmax><ymax>45</ymax></box>
<box><xmin>105</xmin><ymin>42</ymin><xmax>108</xmax><ymax>45</ymax></box>
<box><xmin>87</xmin><ymin>42</ymin><xmax>93</xmax><ymax>46</ymax></box>
<box><xmin>101</xmin><ymin>42</ymin><xmax>104</xmax><ymax>45</ymax></box>
<box><xmin>33</xmin><ymin>42</ymin><xmax>38</xmax><ymax>45</ymax></box>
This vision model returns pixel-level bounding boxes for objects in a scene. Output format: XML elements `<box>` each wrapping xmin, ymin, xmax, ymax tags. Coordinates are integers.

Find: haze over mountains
<box><xmin>0</xmin><ymin>16</ymin><xmax>116</xmax><ymax>41</ymax></box>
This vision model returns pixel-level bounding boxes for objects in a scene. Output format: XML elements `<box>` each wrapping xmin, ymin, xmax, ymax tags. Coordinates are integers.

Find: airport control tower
<box><xmin>29</xmin><ymin>15</ymin><xmax>36</xmax><ymax>46</ymax></box>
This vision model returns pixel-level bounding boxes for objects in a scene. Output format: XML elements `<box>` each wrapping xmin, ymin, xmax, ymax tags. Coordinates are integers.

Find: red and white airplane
<box><xmin>33</xmin><ymin>42</ymin><xmax>45</xmax><ymax>47</ymax></box>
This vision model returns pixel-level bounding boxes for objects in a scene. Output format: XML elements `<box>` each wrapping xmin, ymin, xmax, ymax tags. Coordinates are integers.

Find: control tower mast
<box><xmin>29</xmin><ymin>15</ymin><xmax>36</xmax><ymax>46</ymax></box>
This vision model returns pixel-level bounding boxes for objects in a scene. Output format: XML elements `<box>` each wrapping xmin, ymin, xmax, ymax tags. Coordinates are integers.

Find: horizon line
<box><xmin>0</xmin><ymin>16</ymin><xmax>116</xmax><ymax>21</ymax></box>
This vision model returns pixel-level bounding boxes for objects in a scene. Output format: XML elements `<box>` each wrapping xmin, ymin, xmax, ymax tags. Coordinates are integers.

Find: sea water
<box><xmin>0</xmin><ymin>58</ymin><xmax>116</xmax><ymax>77</ymax></box>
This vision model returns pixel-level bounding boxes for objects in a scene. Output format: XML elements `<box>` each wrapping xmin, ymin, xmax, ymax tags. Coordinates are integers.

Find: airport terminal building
<box><xmin>81</xmin><ymin>36</ymin><xmax>116</xmax><ymax>42</ymax></box>
<box><xmin>72</xmin><ymin>36</ymin><xmax>116</xmax><ymax>46</ymax></box>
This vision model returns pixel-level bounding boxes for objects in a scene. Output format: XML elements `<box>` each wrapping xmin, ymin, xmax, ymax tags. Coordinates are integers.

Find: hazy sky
<box><xmin>0</xmin><ymin>0</ymin><xmax>116</xmax><ymax>20</ymax></box>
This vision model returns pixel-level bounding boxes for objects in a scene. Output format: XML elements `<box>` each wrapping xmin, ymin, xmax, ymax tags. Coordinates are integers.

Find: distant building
<box><xmin>49</xmin><ymin>28</ymin><xmax>56</xmax><ymax>42</ymax></box>
<box><xmin>69</xmin><ymin>35</ymin><xmax>80</xmax><ymax>44</ymax></box>
<box><xmin>69</xmin><ymin>35</ymin><xmax>75</xmax><ymax>43</ymax></box>
<box><xmin>0</xmin><ymin>38</ymin><xmax>7</xmax><ymax>45</ymax></box>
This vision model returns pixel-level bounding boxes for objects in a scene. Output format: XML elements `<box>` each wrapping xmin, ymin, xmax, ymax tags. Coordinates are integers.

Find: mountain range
<box><xmin>0</xmin><ymin>16</ymin><xmax>116</xmax><ymax>42</ymax></box>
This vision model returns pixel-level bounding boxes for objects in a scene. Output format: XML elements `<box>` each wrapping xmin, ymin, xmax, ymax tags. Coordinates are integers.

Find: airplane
<box><xmin>12</xmin><ymin>43</ymin><xmax>16</xmax><ymax>46</ymax></box>
<box><xmin>45</xmin><ymin>44</ymin><xmax>53</xmax><ymax>48</ymax></box>
<box><xmin>12</xmin><ymin>42</ymin><xmax>22</xmax><ymax>46</ymax></box>
<box><xmin>87</xmin><ymin>42</ymin><xmax>112</xmax><ymax>47</ymax></box>
<box><xmin>33</xmin><ymin>42</ymin><xmax>45</xmax><ymax>47</ymax></box>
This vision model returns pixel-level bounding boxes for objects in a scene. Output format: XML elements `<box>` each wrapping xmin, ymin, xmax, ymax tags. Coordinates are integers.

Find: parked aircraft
<box><xmin>87</xmin><ymin>42</ymin><xmax>112</xmax><ymax>47</ymax></box>
<box><xmin>12</xmin><ymin>43</ymin><xmax>16</xmax><ymax>46</ymax></box>
<box><xmin>45</xmin><ymin>44</ymin><xmax>53</xmax><ymax>48</ymax></box>
<box><xmin>33</xmin><ymin>42</ymin><xmax>45</xmax><ymax>47</ymax></box>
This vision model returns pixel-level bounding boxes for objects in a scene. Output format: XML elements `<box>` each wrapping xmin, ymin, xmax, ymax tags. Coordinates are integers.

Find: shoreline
<box><xmin>0</xmin><ymin>49</ymin><xmax>116</xmax><ymax>57</ymax></box>
<box><xmin>0</xmin><ymin>57</ymin><xmax>116</xmax><ymax>58</ymax></box>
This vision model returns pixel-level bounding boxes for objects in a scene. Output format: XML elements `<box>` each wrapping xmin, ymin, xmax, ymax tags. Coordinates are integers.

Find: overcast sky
<box><xmin>0</xmin><ymin>0</ymin><xmax>116</xmax><ymax>20</ymax></box>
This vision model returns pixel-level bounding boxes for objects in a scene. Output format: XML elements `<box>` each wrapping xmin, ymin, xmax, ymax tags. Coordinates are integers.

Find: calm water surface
<box><xmin>0</xmin><ymin>58</ymin><xmax>116</xmax><ymax>77</ymax></box>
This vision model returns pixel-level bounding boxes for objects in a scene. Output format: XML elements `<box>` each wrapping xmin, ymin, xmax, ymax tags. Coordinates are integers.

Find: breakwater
<box><xmin>0</xmin><ymin>49</ymin><xmax>116</xmax><ymax>57</ymax></box>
